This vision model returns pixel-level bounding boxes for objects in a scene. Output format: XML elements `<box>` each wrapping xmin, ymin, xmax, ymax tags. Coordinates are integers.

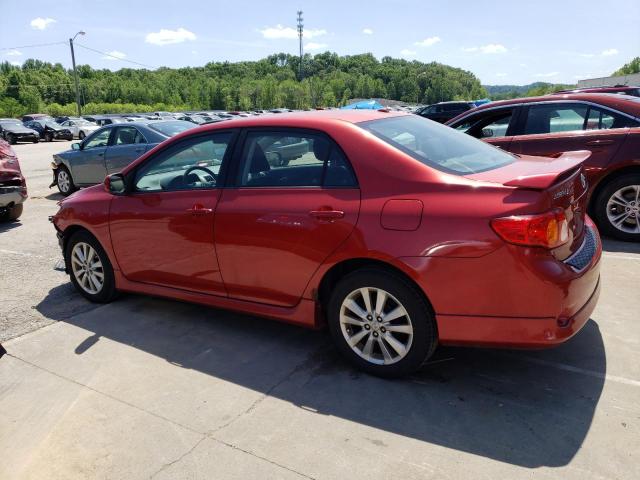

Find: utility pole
<box><xmin>69</xmin><ymin>31</ymin><xmax>85</xmax><ymax>116</ymax></box>
<box><xmin>297</xmin><ymin>10</ymin><xmax>303</xmax><ymax>80</ymax></box>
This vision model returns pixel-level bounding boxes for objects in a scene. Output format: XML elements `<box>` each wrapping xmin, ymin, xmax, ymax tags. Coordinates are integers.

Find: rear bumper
<box><xmin>437</xmin><ymin>277</ymin><xmax>600</xmax><ymax>347</ymax></box>
<box><xmin>400</xmin><ymin>216</ymin><xmax>602</xmax><ymax>349</ymax></box>
<box><xmin>0</xmin><ymin>187</ymin><xmax>26</xmax><ymax>208</ymax></box>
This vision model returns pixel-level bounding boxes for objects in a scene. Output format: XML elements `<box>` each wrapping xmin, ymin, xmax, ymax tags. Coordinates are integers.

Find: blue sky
<box><xmin>1</xmin><ymin>0</ymin><xmax>638</xmax><ymax>85</ymax></box>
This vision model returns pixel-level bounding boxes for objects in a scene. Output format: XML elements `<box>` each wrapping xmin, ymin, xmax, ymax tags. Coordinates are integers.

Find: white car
<box><xmin>59</xmin><ymin>119</ymin><xmax>100</xmax><ymax>140</ymax></box>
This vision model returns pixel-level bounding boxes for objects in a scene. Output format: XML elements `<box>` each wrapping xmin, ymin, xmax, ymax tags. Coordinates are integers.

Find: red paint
<box><xmin>380</xmin><ymin>199</ymin><xmax>423</xmax><ymax>231</ymax></box>
<box><xmin>53</xmin><ymin>110</ymin><xmax>601</xmax><ymax>348</ymax></box>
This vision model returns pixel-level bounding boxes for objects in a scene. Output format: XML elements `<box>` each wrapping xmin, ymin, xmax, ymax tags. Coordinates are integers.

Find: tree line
<box><xmin>0</xmin><ymin>52</ymin><xmax>487</xmax><ymax>117</ymax></box>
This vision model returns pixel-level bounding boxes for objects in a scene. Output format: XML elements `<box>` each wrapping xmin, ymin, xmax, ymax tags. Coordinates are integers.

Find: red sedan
<box><xmin>447</xmin><ymin>93</ymin><xmax>640</xmax><ymax>241</ymax></box>
<box><xmin>52</xmin><ymin>111</ymin><xmax>601</xmax><ymax>377</ymax></box>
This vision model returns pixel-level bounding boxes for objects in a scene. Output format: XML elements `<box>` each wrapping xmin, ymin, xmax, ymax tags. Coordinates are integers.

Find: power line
<box><xmin>0</xmin><ymin>41</ymin><xmax>66</xmax><ymax>51</ymax></box>
<box><xmin>75</xmin><ymin>43</ymin><xmax>155</xmax><ymax>69</ymax></box>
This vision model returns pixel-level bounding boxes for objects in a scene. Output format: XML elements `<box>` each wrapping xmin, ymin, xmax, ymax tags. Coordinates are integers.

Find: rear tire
<box><xmin>327</xmin><ymin>268</ymin><xmax>438</xmax><ymax>378</ymax></box>
<box><xmin>594</xmin><ymin>174</ymin><xmax>640</xmax><ymax>242</ymax></box>
<box><xmin>56</xmin><ymin>166</ymin><xmax>77</xmax><ymax>196</ymax></box>
<box><xmin>1</xmin><ymin>203</ymin><xmax>23</xmax><ymax>222</ymax></box>
<box><xmin>65</xmin><ymin>230</ymin><xmax>117</xmax><ymax>303</ymax></box>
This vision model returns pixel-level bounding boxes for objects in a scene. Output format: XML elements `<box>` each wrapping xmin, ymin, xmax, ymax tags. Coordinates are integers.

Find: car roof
<box><xmin>462</xmin><ymin>93</ymin><xmax>640</xmax><ymax>117</ymax></box>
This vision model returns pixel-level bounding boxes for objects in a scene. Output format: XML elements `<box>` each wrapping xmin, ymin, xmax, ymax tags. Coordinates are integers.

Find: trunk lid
<box><xmin>467</xmin><ymin>151</ymin><xmax>591</xmax><ymax>258</ymax></box>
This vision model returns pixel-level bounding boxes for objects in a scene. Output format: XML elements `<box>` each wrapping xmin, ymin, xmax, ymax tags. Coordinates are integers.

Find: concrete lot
<box><xmin>1</xmin><ymin>140</ymin><xmax>639</xmax><ymax>479</ymax></box>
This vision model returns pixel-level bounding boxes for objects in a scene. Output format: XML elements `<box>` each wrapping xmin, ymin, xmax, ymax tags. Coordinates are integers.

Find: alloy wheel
<box><xmin>71</xmin><ymin>242</ymin><xmax>105</xmax><ymax>294</ymax></box>
<box><xmin>606</xmin><ymin>185</ymin><xmax>640</xmax><ymax>234</ymax></box>
<box><xmin>339</xmin><ymin>287</ymin><xmax>414</xmax><ymax>365</ymax></box>
<box><xmin>57</xmin><ymin>170</ymin><xmax>71</xmax><ymax>193</ymax></box>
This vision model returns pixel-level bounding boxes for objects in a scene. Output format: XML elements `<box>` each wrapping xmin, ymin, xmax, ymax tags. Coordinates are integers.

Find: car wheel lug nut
<box><xmin>373</xmin><ymin>332</ymin><xmax>378</xmax><ymax>337</ymax></box>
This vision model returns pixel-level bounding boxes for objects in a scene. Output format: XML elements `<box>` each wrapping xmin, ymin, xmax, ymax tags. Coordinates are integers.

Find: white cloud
<box><xmin>145</xmin><ymin>28</ymin><xmax>196</xmax><ymax>46</ymax></box>
<box><xmin>362</xmin><ymin>28</ymin><xmax>373</xmax><ymax>35</ymax></box>
<box><xmin>414</xmin><ymin>36</ymin><xmax>441</xmax><ymax>47</ymax></box>
<box><xmin>30</xmin><ymin>17</ymin><xmax>56</xmax><ymax>30</ymax></box>
<box><xmin>496</xmin><ymin>73</ymin><xmax>508</xmax><ymax>77</ymax></box>
<box><xmin>579</xmin><ymin>53</ymin><xmax>595</xmax><ymax>58</ymax></box>
<box><xmin>400</xmin><ymin>49</ymin><xmax>417</xmax><ymax>57</ymax></box>
<box><xmin>305</xmin><ymin>42</ymin><xmax>328</xmax><ymax>51</ymax></box>
<box><xmin>5</xmin><ymin>49</ymin><xmax>22</xmax><ymax>57</ymax></box>
<box><xmin>102</xmin><ymin>50</ymin><xmax>127</xmax><ymax>61</ymax></box>
<box><xmin>259</xmin><ymin>24</ymin><xmax>327</xmax><ymax>39</ymax></box>
<box><xmin>535</xmin><ymin>72</ymin><xmax>559</xmax><ymax>78</ymax></box>
<box><xmin>601</xmin><ymin>48</ymin><xmax>618</xmax><ymax>56</ymax></box>
<box><xmin>463</xmin><ymin>43</ymin><xmax>507</xmax><ymax>54</ymax></box>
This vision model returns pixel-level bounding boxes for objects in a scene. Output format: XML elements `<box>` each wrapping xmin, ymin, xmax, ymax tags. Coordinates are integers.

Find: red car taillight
<box><xmin>491</xmin><ymin>208</ymin><xmax>569</xmax><ymax>249</ymax></box>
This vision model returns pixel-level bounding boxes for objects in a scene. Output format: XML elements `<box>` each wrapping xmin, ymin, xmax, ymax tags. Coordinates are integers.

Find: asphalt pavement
<box><xmin>1</xmin><ymin>140</ymin><xmax>639</xmax><ymax>479</ymax></box>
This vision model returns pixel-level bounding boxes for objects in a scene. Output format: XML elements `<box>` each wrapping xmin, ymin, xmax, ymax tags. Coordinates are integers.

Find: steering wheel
<box><xmin>184</xmin><ymin>165</ymin><xmax>217</xmax><ymax>186</ymax></box>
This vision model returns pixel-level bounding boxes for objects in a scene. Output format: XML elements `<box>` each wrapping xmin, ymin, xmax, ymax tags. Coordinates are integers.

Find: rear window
<box><xmin>148</xmin><ymin>120</ymin><xmax>196</xmax><ymax>137</ymax></box>
<box><xmin>360</xmin><ymin>115</ymin><xmax>514</xmax><ymax>174</ymax></box>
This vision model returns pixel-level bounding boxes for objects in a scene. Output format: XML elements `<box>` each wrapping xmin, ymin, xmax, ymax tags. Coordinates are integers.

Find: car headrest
<box><xmin>312</xmin><ymin>138</ymin><xmax>331</xmax><ymax>162</ymax></box>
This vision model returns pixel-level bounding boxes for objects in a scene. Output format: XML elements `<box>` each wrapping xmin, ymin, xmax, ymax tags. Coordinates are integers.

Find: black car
<box><xmin>0</xmin><ymin>119</ymin><xmax>39</xmax><ymax>144</ymax></box>
<box><xmin>415</xmin><ymin>101</ymin><xmax>476</xmax><ymax>123</ymax></box>
<box><xmin>24</xmin><ymin>120</ymin><xmax>73</xmax><ymax>142</ymax></box>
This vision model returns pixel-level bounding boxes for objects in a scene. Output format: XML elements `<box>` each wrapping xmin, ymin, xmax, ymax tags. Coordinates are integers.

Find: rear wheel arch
<box><xmin>317</xmin><ymin>257</ymin><xmax>436</xmax><ymax>321</ymax></box>
<box><xmin>588</xmin><ymin>164</ymin><xmax>640</xmax><ymax>216</ymax></box>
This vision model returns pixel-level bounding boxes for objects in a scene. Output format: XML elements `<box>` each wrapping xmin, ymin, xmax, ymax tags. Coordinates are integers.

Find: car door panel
<box><xmin>214</xmin><ymin>188</ymin><xmax>360</xmax><ymax>307</ymax></box>
<box><xmin>72</xmin><ymin>147</ymin><xmax>108</xmax><ymax>184</ymax></box>
<box><xmin>109</xmin><ymin>190</ymin><xmax>226</xmax><ymax>294</ymax></box>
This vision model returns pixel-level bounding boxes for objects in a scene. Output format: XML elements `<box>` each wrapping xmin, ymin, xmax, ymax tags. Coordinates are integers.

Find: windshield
<box><xmin>44</xmin><ymin>121</ymin><xmax>61</xmax><ymax>129</ymax></box>
<box><xmin>360</xmin><ymin>115</ymin><xmax>514</xmax><ymax>175</ymax></box>
<box><xmin>148</xmin><ymin>120</ymin><xmax>197</xmax><ymax>137</ymax></box>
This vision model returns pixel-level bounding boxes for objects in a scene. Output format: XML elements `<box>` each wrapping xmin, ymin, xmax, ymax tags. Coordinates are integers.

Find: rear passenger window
<box><xmin>237</xmin><ymin>131</ymin><xmax>357</xmax><ymax>188</ymax></box>
<box><xmin>524</xmin><ymin>104</ymin><xmax>588</xmax><ymax>135</ymax></box>
<box><xmin>586</xmin><ymin>107</ymin><xmax>639</xmax><ymax>129</ymax></box>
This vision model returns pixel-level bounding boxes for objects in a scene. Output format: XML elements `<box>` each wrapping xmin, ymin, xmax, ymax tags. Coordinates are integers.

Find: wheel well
<box><xmin>60</xmin><ymin>225</ymin><xmax>91</xmax><ymax>256</ymax></box>
<box><xmin>317</xmin><ymin>258</ymin><xmax>434</xmax><ymax>320</ymax></box>
<box><xmin>589</xmin><ymin>165</ymin><xmax>640</xmax><ymax>215</ymax></box>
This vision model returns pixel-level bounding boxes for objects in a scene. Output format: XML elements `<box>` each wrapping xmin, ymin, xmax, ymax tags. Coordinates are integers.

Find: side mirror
<box><xmin>71</xmin><ymin>142</ymin><xmax>81</xmax><ymax>151</ymax></box>
<box><xmin>104</xmin><ymin>173</ymin><xmax>126</xmax><ymax>195</ymax></box>
<box><xmin>481</xmin><ymin>128</ymin><xmax>494</xmax><ymax>138</ymax></box>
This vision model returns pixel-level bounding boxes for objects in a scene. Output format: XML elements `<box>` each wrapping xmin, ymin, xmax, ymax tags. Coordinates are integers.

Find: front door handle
<box><xmin>585</xmin><ymin>139</ymin><xmax>614</xmax><ymax>146</ymax></box>
<box><xmin>309</xmin><ymin>209</ymin><xmax>345</xmax><ymax>221</ymax></box>
<box><xmin>187</xmin><ymin>205</ymin><xmax>213</xmax><ymax>215</ymax></box>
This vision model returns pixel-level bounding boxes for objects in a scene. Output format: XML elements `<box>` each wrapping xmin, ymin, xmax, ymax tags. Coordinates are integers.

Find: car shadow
<box><xmin>601</xmin><ymin>237</ymin><xmax>640</xmax><ymax>254</ymax></box>
<box><xmin>0</xmin><ymin>219</ymin><xmax>23</xmax><ymax>233</ymax></box>
<box><xmin>45</xmin><ymin>192</ymin><xmax>63</xmax><ymax>201</ymax></box>
<box><xmin>35</xmin><ymin>286</ymin><xmax>605</xmax><ymax>469</ymax></box>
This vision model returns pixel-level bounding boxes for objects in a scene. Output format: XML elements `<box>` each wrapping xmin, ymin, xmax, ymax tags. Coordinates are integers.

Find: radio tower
<box><xmin>297</xmin><ymin>10</ymin><xmax>304</xmax><ymax>80</ymax></box>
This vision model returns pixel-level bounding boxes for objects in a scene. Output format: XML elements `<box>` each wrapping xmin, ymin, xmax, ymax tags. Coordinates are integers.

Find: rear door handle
<box><xmin>585</xmin><ymin>139</ymin><xmax>614</xmax><ymax>146</ymax></box>
<box><xmin>309</xmin><ymin>209</ymin><xmax>345</xmax><ymax>220</ymax></box>
<box><xmin>187</xmin><ymin>205</ymin><xmax>213</xmax><ymax>215</ymax></box>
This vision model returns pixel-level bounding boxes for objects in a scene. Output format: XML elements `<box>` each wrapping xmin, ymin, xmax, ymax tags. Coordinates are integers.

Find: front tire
<box><xmin>65</xmin><ymin>230</ymin><xmax>117</xmax><ymax>303</ymax></box>
<box><xmin>56</xmin><ymin>166</ymin><xmax>76</xmax><ymax>196</ymax></box>
<box><xmin>45</xmin><ymin>132</ymin><xmax>53</xmax><ymax>142</ymax></box>
<box><xmin>594</xmin><ymin>174</ymin><xmax>640</xmax><ymax>242</ymax></box>
<box><xmin>79</xmin><ymin>131</ymin><xmax>85</xmax><ymax>140</ymax></box>
<box><xmin>327</xmin><ymin>268</ymin><xmax>438</xmax><ymax>378</ymax></box>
